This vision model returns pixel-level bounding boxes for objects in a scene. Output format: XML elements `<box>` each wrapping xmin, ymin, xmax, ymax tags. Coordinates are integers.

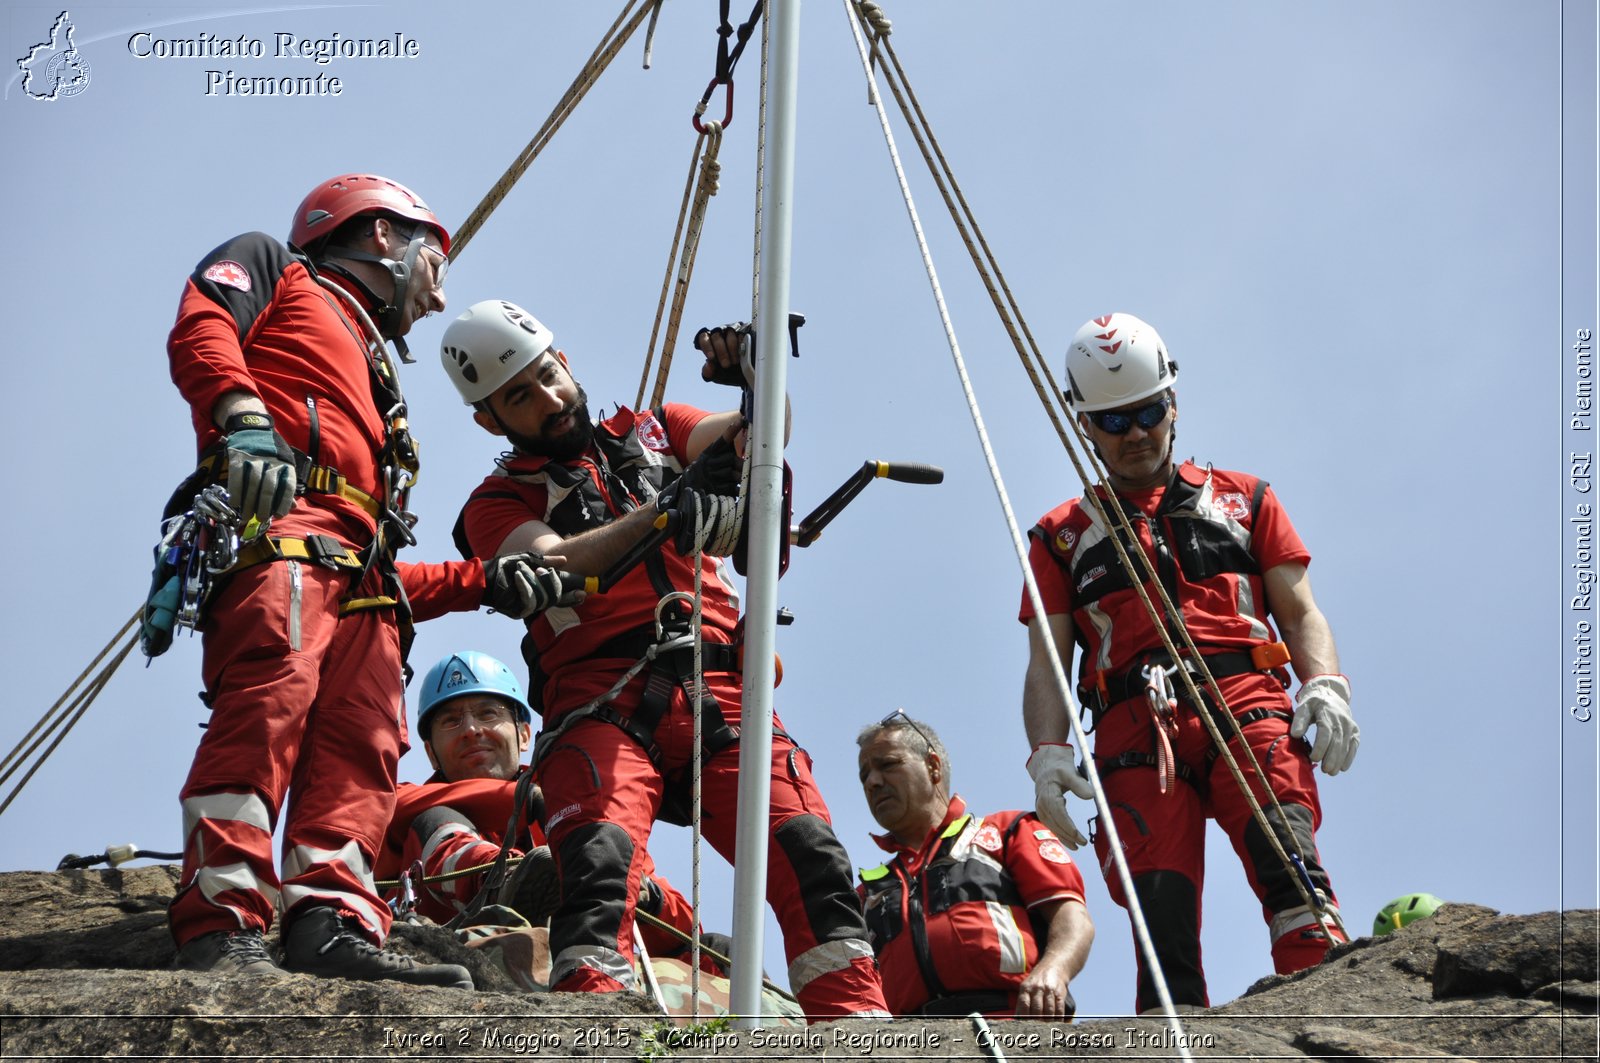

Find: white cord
<box><xmin>840</xmin><ymin>3</ymin><xmax>1197</xmax><ymax>1051</ymax></box>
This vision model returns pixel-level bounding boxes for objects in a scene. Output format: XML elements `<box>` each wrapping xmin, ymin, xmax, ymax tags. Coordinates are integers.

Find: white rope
<box><xmin>690</xmin><ymin>510</ymin><xmax>706</xmax><ymax>1020</ymax></box>
<box><xmin>841</xmin><ymin>2</ymin><xmax>1196</xmax><ymax>1049</ymax></box>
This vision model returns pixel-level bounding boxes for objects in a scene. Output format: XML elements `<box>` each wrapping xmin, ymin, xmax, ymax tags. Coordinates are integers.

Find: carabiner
<box><xmin>693</xmin><ymin>78</ymin><xmax>734</xmax><ymax>133</ymax></box>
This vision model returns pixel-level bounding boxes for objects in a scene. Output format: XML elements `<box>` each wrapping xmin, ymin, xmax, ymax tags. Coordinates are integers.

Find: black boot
<box><xmin>503</xmin><ymin>846</ymin><xmax>560</xmax><ymax>927</ymax></box>
<box><xmin>174</xmin><ymin>928</ymin><xmax>289</xmax><ymax>979</ymax></box>
<box><xmin>283</xmin><ymin>906</ymin><xmax>472</xmax><ymax>989</ymax></box>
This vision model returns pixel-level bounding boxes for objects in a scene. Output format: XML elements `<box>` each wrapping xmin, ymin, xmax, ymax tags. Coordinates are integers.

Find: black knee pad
<box><xmin>774</xmin><ymin>814</ymin><xmax>868</xmax><ymax>943</ymax></box>
<box><xmin>1242</xmin><ymin>802</ymin><xmax>1327</xmax><ymax>912</ymax></box>
<box><xmin>410</xmin><ymin>805</ymin><xmax>474</xmax><ymax>849</ymax></box>
<box><xmin>551</xmin><ymin>821</ymin><xmax>635</xmax><ymax>955</ymax></box>
<box><xmin>1131</xmin><ymin>870</ymin><xmax>1206</xmax><ymax>1011</ymax></box>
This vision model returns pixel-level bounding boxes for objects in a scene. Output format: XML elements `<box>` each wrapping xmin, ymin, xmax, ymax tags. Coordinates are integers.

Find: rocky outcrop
<box><xmin>0</xmin><ymin>866</ymin><xmax>1594</xmax><ymax>1060</ymax></box>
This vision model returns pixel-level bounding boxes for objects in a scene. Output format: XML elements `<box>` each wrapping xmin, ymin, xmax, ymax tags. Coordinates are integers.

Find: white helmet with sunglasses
<box><xmin>1064</xmin><ymin>312</ymin><xmax>1178</xmax><ymax>412</ymax></box>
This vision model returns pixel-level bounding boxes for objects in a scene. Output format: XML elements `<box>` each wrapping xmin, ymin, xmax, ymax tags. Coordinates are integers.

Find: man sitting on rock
<box><xmin>378</xmin><ymin>650</ymin><xmax>709</xmax><ymax>978</ymax></box>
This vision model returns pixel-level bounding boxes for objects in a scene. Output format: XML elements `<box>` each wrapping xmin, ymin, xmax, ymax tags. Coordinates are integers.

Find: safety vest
<box><xmin>454</xmin><ymin>405</ymin><xmax>741</xmax><ymax>716</ymax></box>
<box><xmin>858</xmin><ymin>806</ymin><xmax>1042</xmax><ymax>1013</ymax></box>
<box><xmin>1029</xmin><ymin>461</ymin><xmax>1287</xmax><ymax>690</ymax></box>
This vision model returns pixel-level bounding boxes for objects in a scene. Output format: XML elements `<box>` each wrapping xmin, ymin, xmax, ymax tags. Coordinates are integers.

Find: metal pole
<box><xmin>728</xmin><ymin>0</ymin><xmax>801</xmax><ymax>1028</ymax></box>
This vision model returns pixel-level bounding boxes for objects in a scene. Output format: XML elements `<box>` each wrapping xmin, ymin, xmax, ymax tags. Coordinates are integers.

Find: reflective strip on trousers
<box><xmin>181</xmin><ymin>792</ymin><xmax>279</xmax><ymax>914</ymax></box>
<box><xmin>1271</xmin><ymin>902</ymin><xmax>1341</xmax><ymax>942</ymax></box>
<box><xmin>550</xmin><ymin>944</ymin><xmax>636</xmax><ymax>990</ymax></box>
<box><xmin>183</xmin><ymin>791</ymin><xmax>273</xmax><ymax>845</ymax></box>
<box><xmin>788</xmin><ymin>937</ymin><xmax>875</xmax><ymax>993</ymax></box>
<box><xmin>281</xmin><ymin>840</ymin><xmax>386</xmax><ymax>936</ymax></box>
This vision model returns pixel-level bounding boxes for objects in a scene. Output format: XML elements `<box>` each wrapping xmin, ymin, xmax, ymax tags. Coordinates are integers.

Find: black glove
<box><xmin>679</xmin><ymin>434</ymin><xmax>743</xmax><ymax>497</ymax></box>
<box><xmin>222</xmin><ymin>411</ymin><xmax>297</xmax><ymax>524</ymax></box>
<box><xmin>694</xmin><ymin>320</ymin><xmax>752</xmax><ymax>387</ymax></box>
<box><xmin>482</xmin><ymin>553</ymin><xmax>582</xmax><ymax>619</ymax></box>
<box><xmin>657</xmin><ymin>483</ymin><xmax>743</xmax><ymax>557</ymax></box>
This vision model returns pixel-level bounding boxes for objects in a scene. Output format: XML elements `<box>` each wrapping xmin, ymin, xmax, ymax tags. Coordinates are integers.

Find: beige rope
<box><xmin>451</xmin><ymin>0</ymin><xmax>657</xmax><ymax>258</ymax></box>
<box><xmin>849</xmin><ymin>0</ymin><xmax>1341</xmax><ymax>938</ymax></box>
<box><xmin>637</xmin><ymin>124</ymin><xmax>725</xmax><ymax>411</ymax></box>
<box><xmin>0</xmin><ymin>611</ymin><xmax>140</xmax><ymax>818</ymax></box>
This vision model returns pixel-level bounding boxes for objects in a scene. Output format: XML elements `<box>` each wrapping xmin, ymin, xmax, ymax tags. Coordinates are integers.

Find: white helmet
<box><xmin>1064</xmin><ymin>312</ymin><xmax>1178</xmax><ymax>411</ymax></box>
<box><xmin>440</xmin><ymin>300</ymin><xmax>555</xmax><ymax>404</ymax></box>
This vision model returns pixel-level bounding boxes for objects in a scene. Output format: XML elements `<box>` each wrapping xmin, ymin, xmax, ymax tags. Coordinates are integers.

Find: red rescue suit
<box><xmin>460</xmin><ymin>404</ymin><xmax>887</xmax><ymax>1020</ymax></box>
<box><xmin>377</xmin><ymin>770</ymin><xmax>698</xmax><ymax>960</ymax></box>
<box><xmin>1022</xmin><ymin>461</ymin><xmax>1343</xmax><ymax>1011</ymax></box>
<box><xmin>166</xmin><ymin>232</ymin><xmax>484</xmax><ymax>951</ymax></box>
<box><xmin>858</xmin><ymin>798</ymin><xmax>1086</xmax><ymax>1017</ymax></box>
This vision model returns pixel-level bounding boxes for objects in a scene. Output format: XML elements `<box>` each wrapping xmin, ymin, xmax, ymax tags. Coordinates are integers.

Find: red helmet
<box><xmin>289</xmin><ymin>173</ymin><xmax>450</xmax><ymax>254</ymax></box>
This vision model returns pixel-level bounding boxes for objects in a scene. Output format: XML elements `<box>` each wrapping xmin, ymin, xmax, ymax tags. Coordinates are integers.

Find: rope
<box><xmin>846</xmin><ymin>0</ymin><xmax>1343</xmax><ymax>947</ymax></box>
<box><xmin>0</xmin><ymin>611</ymin><xmax>139</xmax><ymax>820</ymax></box>
<box><xmin>840</xmin><ymin>4</ymin><xmax>1197</xmax><ymax>1052</ymax></box>
<box><xmin>690</xmin><ymin>512</ymin><xmax>706</xmax><ymax>1019</ymax></box>
<box><xmin>0</xmin><ymin>611</ymin><xmax>139</xmax><ymax>816</ymax></box>
<box><xmin>634</xmin><ymin>909</ymin><xmax>799</xmax><ymax>1003</ymax></box>
<box><xmin>636</xmin><ymin>124</ymin><xmax>726</xmax><ymax>411</ymax></box>
<box><xmin>451</xmin><ymin>0</ymin><xmax>658</xmax><ymax>258</ymax></box>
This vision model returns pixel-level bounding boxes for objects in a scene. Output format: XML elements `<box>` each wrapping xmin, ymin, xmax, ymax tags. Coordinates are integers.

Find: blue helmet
<box><xmin>416</xmin><ymin>651</ymin><xmax>533</xmax><ymax>740</ymax></box>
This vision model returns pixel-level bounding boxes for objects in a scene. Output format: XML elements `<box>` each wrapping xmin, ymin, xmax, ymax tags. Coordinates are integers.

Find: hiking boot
<box><xmin>174</xmin><ymin>929</ymin><xmax>289</xmax><ymax>979</ymax></box>
<box><xmin>283</xmin><ymin>906</ymin><xmax>472</xmax><ymax>989</ymax></box>
<box><xmin>503</xmin><ymin>845</ymin><xmax>560</xmax><ymax>927</ymax></box>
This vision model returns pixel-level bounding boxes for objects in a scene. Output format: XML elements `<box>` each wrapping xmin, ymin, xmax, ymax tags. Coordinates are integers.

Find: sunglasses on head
<box><xmin>1088</xmin><ymin>396</ymin><xmax>1171</xmax><ymax>435</ymax></box>
<box><xmin>879</xmin><ymin>708</ymin><xmax>934</xmax><ymax>755</ymax></box>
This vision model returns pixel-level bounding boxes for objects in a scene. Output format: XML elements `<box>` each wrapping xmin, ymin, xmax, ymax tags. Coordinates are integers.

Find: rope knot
<box><xmin>859</xmin><ymin>1</ymin><xmax>893</xmax><ymax>36</ymax></box>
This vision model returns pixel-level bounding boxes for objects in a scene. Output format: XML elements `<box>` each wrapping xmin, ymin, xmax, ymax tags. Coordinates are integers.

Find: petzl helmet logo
<box><xmin>18</xmin><ymin>11</ymin><xmax>91</xmax><ymax>101</ymax></box>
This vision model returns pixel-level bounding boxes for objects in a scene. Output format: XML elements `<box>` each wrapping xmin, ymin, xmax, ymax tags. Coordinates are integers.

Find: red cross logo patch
<box><xmin>202</xmin><ymin>260</ymin><xmax>252</xmax><ymax>292</ymax></box>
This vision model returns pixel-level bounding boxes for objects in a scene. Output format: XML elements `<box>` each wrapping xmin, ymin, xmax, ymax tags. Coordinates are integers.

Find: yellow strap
<box><xmin>339</xmin><ymin>595</ymin><xmax>399</xmax><ymax>615</ymax></box>
<box><xmin>231</xmin><ymin>536</ymin><xmax>364</xmax><ymax>572</ymax></box>
<box><xmin>301</xmin><ymin>466</ymin><xmax>381</xmax><ymax>518</ymax></box>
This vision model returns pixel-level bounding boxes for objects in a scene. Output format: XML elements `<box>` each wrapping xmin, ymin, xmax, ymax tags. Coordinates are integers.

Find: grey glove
<box><xmin>482</xmin><ymin>553</ymin><xmax>582</xmax><ymax>619</ymax></box>
<box><xmin>222</xmin><ymin>411</ymin><xmax>296</xmax><ymax>524</ymax></box>
<box><xmin>1026</xmin><ymin>743</ymin><xmax>1093</xmax><ymax>849</ymax></box>
<box><xmin>1290</xmin><ymin>674</ymin><xmax>1359</xmax><ymax>775</ymax></box>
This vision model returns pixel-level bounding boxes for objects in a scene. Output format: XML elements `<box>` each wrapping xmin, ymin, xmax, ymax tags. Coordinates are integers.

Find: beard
<box><xmin>506</xmin><ymin>384</ymin><xmax>595</xmax><ymax>460</ymax></box>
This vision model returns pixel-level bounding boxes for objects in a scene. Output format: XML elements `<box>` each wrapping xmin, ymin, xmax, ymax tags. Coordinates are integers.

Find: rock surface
<box><xmin>0</xmin><ymin>866</ymin><xmax>1595</xmax><ymax>1060</ymax></box>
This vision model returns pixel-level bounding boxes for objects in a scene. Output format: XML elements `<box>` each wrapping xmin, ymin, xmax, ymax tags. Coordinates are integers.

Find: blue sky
<box><xmin>2</xmin><ymin>0</ymin><xmax>1594</xmax><ymax>1023</ymax></box>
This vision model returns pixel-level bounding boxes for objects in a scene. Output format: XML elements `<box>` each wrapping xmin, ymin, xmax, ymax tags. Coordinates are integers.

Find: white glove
<box><xmin>1290</xmin><ymin>674</ymin><xmax>1359</xmax><ymax>776</ymax></box>
<box><xmin>1026</xmin><ymin>743</ymin><xmax>1093</xmax><ymax>850</ymax></box>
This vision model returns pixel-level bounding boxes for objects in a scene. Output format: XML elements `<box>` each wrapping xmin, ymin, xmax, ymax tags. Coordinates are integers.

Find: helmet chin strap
<box><xmin>316</xmin><ymin>228</ymin><xmax>429</xmax><ymax>359</ymax></box>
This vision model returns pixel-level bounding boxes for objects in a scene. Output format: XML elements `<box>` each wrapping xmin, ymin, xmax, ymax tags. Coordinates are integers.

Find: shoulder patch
<box><xmin>636</xmin><ymin>410</ymin><xmax>669</xmax><ymax>452</ymax></box>
<box><xmin>1214</xmin><ymin>491</ymin><xmax>1250</xmax><ymax>520</ymax></box>
<box><xmin>1053</xmin><ymin>526</ymin><xmax>1078</xmax><ymax>555</ymax></box>
<box><xmin>202</xmin><ymin>260</ymin><xmax>252</xmax><ymax>292</ymax></box>
<box><xmin>1038</xmin><ymin>839</ymin><xmax>1072</xmax><ymax>865</ymax></box>
<box><xmin>1033</xmin><ymin>829</ymin><xmax>1056</xmax><ymax>841</ymax></box>
<box><xmin>973</xmin><ymin>824</ymin><xmax>1003</xmax><ymax>852</ymax></box>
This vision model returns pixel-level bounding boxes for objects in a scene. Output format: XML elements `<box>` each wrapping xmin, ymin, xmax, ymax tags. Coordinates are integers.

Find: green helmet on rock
<box><xmin>416</xmin><ymin>651</ymin><xmax>532</xmax><ymax>741</ymax></box>
<box><xmin>1065</xmin><ymin>312</ymin><xmax>1179</xmax><ymax>412</ymax></box>
<box><xmin>1372</xmin><ymin>892</ymin><xmax>1443</xmax><ymax>936</ymax></box>
<box><xmin>440</xmin><ymin>299</ymin><xmax>556</xmax><ymax>405</ymax></box>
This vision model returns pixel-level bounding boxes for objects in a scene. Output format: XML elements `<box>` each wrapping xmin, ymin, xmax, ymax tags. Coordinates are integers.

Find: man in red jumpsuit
<box><xmin>378</xmin><ymin>649</ymin><xmax>709</xmax><ymax>971</ymax></box>
<box><xmin>856</xmin><ymin>712</ymin><xmax>1093</xmax><ymax>1018</ymax></box>
<box><xmin>440</xmin><ymin>299</ymin><xmax>889</xmax><ymax>1020</ymax></box>
<box><xmin>1020</xmin><ymin>312</ymin><xmax>1359</xmax><ymax>1013</ymax></box>
<box><xmin>165</xmin><ymin>176</ymin><xmax>567</xmax><ymax>985</ymax></box>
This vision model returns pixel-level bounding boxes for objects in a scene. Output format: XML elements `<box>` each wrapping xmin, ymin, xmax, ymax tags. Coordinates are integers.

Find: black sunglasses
<box><xmin>1088</xmin><ymin>397</ymin><xmax>1171</xmax><ymax>435</ymax></box>
<box><xmin>879</xmin><ymin>708</ymin><xmax>935</xmax><ymax>756</ymax></box>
